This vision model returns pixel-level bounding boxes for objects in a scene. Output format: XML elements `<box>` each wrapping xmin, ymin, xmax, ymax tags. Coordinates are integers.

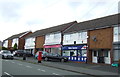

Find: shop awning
<box><xmin>44</xmin><ymin>45</ymin><xmax>61</xmax><ymax>48</ymax></box>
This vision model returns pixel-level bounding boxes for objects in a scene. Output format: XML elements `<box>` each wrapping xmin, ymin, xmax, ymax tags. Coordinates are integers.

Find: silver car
<box><xmin>1</xmin><ymin>50</ymin><xmax>14</xmax><ymax>59</ymax></box>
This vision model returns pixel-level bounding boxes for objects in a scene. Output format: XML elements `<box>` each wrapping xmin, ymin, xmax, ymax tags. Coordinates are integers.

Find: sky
<box><xmin>0</xmin><ymin>0</ymin><xmax>119</xmax><ymax>41</ymax></box>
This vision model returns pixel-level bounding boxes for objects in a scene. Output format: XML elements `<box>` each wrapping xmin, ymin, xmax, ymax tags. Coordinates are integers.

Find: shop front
<box><xmin>44</xmin><ymin>45</ymin><xmax>61</xmax><ymax>55</ymax></box>
<box><xmin>62</xmin><ymin>45</ymin><xmax>87</xmax><ymax>62</ymax></box>
<box><xmin>92</xmin><ymin>49</ymin><xmax>111</xmax><ymax>64</ymax></box>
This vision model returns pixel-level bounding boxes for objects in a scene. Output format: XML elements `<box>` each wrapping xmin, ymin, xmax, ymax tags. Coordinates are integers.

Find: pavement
<box><xmin>14</xmin><ymin>56</ymin><xmax>120</xmax><ymax>77</ymax></box>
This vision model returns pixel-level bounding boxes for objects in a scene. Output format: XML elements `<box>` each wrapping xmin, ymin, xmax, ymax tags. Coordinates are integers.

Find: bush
<box><xmin>13</xmin><ymin>43</ymin><xmax>18</xmax><ymax>50</ymax></box>
<box><xmin>2</xmin><ymin>47</ymin><xmax>8</xmax><ymax>50</ymax></box>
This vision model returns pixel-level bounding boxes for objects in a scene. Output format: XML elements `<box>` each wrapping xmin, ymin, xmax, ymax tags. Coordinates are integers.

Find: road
<box><xmin>2</xmin><ymin>59</ymin><xmax>93</xmax><ymax>77</ymax></box>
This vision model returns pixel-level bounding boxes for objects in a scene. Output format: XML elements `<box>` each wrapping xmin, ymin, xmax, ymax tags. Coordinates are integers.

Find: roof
<box><xmin>6</xmin><ymin>31</ymin><xmax>31</xmax><ymax>40</ymax></box>
<box><xmin>64</xmin><ymin>13</ymin><xmax>120</xmax><ymax>33</ymax></box>
<box><xmin>26</xmin><ymin>21</ymin><xmax>77</xmax><ymax>38</ymax></box>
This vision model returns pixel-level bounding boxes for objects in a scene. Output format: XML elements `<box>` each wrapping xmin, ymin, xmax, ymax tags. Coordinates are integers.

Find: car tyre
<box><xmin>17</xmin><ymin>54</ymin><xmax>20</xmax><ymax>57</ymax></box>
<box><xmin>61</xmin><ymin>59</ymin><xmax>64</xmax><ymax>62</ymax></box>
<box><xmin>2</xmin><ymin>56</ymin><xmax>4</xmax><ymax>59</ymax></box>
<box><xmin>45</xmin><ymin>57</ymin><xmax>48</xmax><ymax>61</ymax></box>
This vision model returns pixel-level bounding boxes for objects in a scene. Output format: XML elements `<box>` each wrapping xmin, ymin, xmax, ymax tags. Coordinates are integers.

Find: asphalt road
<box><xmin>2</xmin><ymin>59</ymin><xmax>92</xmax><ymax>77</ymax></box>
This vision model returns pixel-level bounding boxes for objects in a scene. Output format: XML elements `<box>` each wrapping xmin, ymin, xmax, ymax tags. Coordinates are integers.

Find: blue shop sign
<box><xmin>62</xmin><ymin>45</ymin><xmax>85</xmax><ymax>50</ymax></box>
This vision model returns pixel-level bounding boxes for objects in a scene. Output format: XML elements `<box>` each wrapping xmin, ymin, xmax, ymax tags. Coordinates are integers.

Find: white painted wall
<box><xmin>45</xmin><ymin>32</ymin><xmax>61</xmax><ymax>45</ymax></box>
<box><xmin>3</xmin><ymin>40</ymin><xmax>8</xmax><ymax>48</ymax></box>
<box><xmin>12</xmin><ymin>38</ymin><xmax>18</xmax><ymax>47</ymax></box>
<box><xmin>24</xmin><ymin>37</ymin><xmax>35</xmax><ymax>49</ymax></box>
<box><xmin>63</xmin><ymin>32</ymin><xmax>87</xmax><ymax>45</ymax></box>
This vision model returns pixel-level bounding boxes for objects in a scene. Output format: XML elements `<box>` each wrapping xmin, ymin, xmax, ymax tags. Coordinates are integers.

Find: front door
<box><xmin>98</xmin><ymin>50</ymin><xmax>104</xmax><ymax>63</ymax></box>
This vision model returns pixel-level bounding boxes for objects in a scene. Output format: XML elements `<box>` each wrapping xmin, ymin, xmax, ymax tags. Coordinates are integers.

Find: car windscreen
<box><xmin>2</xmin><ymin>51</ymin><xmax>11</xmax><ymax>54</ymax></box>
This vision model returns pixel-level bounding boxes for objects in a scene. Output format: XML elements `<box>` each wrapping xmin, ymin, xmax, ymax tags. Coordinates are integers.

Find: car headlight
<box><xmin>4</xmin><ymin>54</ymin><xmax>7</xmax><ymax>56</ymax></box>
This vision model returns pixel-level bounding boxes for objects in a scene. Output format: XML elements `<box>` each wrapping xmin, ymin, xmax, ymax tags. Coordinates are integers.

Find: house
<box><xmin>87</xmin><ymin>13</ymin><xmax>119</xmax><ymax>64</ymax></box>
<box><xmin>43</xmin><ymin>21</ymin><xmax>77</xmax><ymax>55</ymax></box>
<box><xmin>62</xmin><ymin>24</ymin><xmax>88</xmax><ymax>62</ymax></box>
<box><xmin>63</xmin><ymin>13</ymin><xmax>120</xmax><ymax>64</ymax></box>
<box><xmin>3</xmin><ymin>31</ymin><xmax>32</xmax><ymax>50</ymax></box>
<box><xmin>24</xmin><ymin>21</ymin><xmax>77</xmax><ymax>55</ymax></box>
<box><xmin>2</xmin><ymin>40</ymin><xmax>8</xmax><ymax>49</ymax></box>
<box><xmin>24</xmin><ymin>30</ymin><xmax>46</xmax><ymax>55</ymax></box>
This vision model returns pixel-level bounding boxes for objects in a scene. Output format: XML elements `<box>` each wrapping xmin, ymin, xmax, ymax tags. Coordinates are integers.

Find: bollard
<box><xmin>38</xmin><ymin>51</ymin><xmax>42</xmax><ymax>63</ymax></box>
<box><xmin>23</xmin><ymin>54</ymin><xmax>26</xmax><ymax>60</ymax></box>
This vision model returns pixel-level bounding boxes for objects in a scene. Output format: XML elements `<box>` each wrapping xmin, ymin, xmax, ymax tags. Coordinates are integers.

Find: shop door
<box><xmin>98</xmin><ymin>51</ymin><xmax>104</xmax><ymax>63</ymax></box>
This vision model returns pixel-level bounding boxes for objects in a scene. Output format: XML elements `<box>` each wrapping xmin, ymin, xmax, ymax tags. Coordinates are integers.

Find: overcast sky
<box><xmin>0</xmin><ymin>0</ymin><xmax>119</xmax><ymax>41</ymax></box>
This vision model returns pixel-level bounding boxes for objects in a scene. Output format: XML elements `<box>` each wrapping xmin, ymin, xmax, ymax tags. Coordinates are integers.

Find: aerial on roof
<box><xmin>6</xmin><ymin>31</ymin><xmax>31</xmax><ymax>40</ymax></box>
<box><xmin>26</xmin><ymin>21</ymin><xmax>77</xmax><ymax>38</ymax></box>
<box><xmin>64</xmin><ymin>13</ymin><xmax>120</xmax><ymax>33</ymax></box>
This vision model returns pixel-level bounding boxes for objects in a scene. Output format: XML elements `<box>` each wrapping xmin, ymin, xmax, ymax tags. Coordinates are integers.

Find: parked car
<box><xmin>1</xmin><ymin>50</ymin><xmax>14</xmax><ymax>59</ymax></box>
<box><xmin>44</xmin><ymin>53</ymin><xmax>68</xmax><ymax>62</ymax></box>
<box><xmin>13</xmin><ymin>50</ymin><xmax>33</xmax><ymax>57</ymax></box>
<box><xmin>35</xmin><ymin>51</ymin><xmax>48</xmax><ymax>59</ymax></box>
<box><xmin>13</xmin><ymin>50</ymin><xmax>25</xmax><ymax>57</ymax></box>
<box><xmin>24</xmin><ymin>51</ymin><xmax>33</xmax><ymax>57</ymax></box>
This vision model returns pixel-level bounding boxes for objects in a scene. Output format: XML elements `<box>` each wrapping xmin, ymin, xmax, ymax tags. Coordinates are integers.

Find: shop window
<box><xmin>70</xmin><ymin>50</ymin><xmax>77</xmax><ymax>56</ymax></box>
<box><xmin>77</xmin><ymin>50</ymin><xmax>82</xmax><ymax>56</ymax></box>
<box><xmin>94</xmin><ymin>51</ymin><xmax>97</xmax><ymax>56</ymax></box>
<box><xmin>104</xmin><ymin>51</ymin><xmax>108</xmax><ymax>57</ymax></box>
<box><xmin>63</xmin><ymin>51</ymin><xmax>70</xmax><ymax>56</ymax></box>
<box><xmin>82</xmin><ymin>50</ymin><xmax>87</xmax><ymax>56</ymax></box>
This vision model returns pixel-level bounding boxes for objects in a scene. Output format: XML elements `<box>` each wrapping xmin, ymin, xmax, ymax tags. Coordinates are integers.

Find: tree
<box><xmin>13</xmin><ymin>43</ymin><xmax>18</xmax><ymax>50</ymax></box>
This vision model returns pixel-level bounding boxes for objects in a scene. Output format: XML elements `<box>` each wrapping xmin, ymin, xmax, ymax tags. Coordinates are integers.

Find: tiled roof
<box><xmin>6</xmin><ymin>31</ymin><xmax>31</xmax><ymax>40</ymax></box>
<box><xmin>26</xmin><ymin>21</ymin><xmax>77</xmax><ymax>38</ymax></box>
<box><xmin>64</xmin><ymin>13</ymin><xmax>119</xmax><ymax>33</ymax></box>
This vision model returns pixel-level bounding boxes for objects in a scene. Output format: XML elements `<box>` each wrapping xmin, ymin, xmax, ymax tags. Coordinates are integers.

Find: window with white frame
<box><xmin>54</xmin><ymin>33</ymin><xmax>61</xmax><ymax>39</ymax></box>
<box><xmin>65</xmin><ymin>34</ymin><xmax>71</xmax><ymax>41</ymax></box>
<box><xmin>114</xmin><ymin>26</ymin><xmax>120</xmax><ymax>42</ymax></box>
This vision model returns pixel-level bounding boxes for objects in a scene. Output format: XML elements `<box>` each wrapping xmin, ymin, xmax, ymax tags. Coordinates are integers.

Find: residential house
<box><xmin>3</xmin><ymin>31</ymin><xmax>32</xmax><ymax>50</ymax></box>
<box><xmin>44</xmin><ymin>21</ymin><xmax>77</xmax><ymax>55</ymax></box>
<box><xmin>24</xmin><ymin>30</ymin><xmax>46</xmax><ymax>55</ymax></box>
<box><xmin>87</xmin><ymin>14</ymin><xmax>119</xmax><ymax>64</ymax></box>
<box><xmin>62</xmin><ymin>24</ymin><xmax>88</xmax><ymax>62</ymax></box>
<box><xmin>63</xmin><ymin>13</ymin><xmax>120</xmax><ymax>64</ymax></box>
<box><xmin>24</xmin><ymin>21</ymin><xmax>77</xmax><ymax>56</ymax></box>
<box><xmin>2</xmin><ymin>40</ymin><xmax>8</xmax><ymax>48</ymax></box>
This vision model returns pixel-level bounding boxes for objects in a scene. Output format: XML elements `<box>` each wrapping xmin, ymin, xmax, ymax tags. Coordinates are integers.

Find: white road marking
<box><xmin>41</xmin><ymin>70</ymin><xmax>46</xmax><ymax>72</ymax></box>
<box><xmin>18</xmin><ymin>63</ymin><xmax>23</xmax><ymax>66</ymax></box>
<box><xmin>26</xmin><ymin>66</ymin><xmax>32</xmax><ymax>68</ymax></box>
<box><xmin>52</xmin><ymin>73</ymin><xmax>59</xmax><ymax>75</ymax></box>
<box><xmin>4</xmin><ymin>72</ymin><xmax>13</xmax><ymax>77</ymax></box>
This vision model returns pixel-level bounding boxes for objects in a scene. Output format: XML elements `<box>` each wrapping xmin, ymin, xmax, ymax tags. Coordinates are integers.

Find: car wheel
<box><xmin>45</xmin><ymin>57</ymin><xmax>48</xmax><ymax>61</ymax></box>
<box><xmin>61</xmin><ymin>59</ymin><xmax>64</xmax><ymax>62</ymax></box>
<box><xmin>17</xmin><ymin>54</ymin><xmax>20</xmax><ymax>57</ymax></box>
<box><xmin>2</xmin><ymin>56</ymin><xmax>4</xmax><ymax>59</ymax></box>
